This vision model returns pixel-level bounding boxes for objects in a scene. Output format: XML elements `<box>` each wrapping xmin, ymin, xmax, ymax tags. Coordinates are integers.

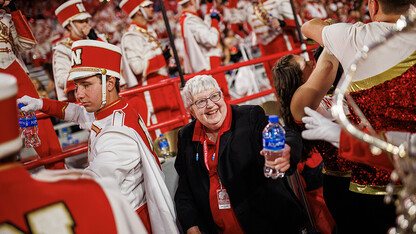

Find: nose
<box><xmin>206</xmin><ymin>98</ymin><xmax>216</xmax><ymax>108</ymax></box>
<box><xmin>75</xmin><ymin>87</ymin><xmax>84</xmax><ymax>100</ymax></box>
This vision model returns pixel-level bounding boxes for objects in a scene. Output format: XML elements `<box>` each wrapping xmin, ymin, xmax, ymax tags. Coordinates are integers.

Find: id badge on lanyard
<box><xmin>217</xmin><ymin>181</ymin><xmax>231</xmax><ymax>209</ymax></box>
<box><xmin>203</xmin><ymin>140</ymin><xmax>231</xmax><ymax>210</ymax></box>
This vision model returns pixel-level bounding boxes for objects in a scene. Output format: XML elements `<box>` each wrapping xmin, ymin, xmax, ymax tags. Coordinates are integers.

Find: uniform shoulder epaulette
<box><xmin>57</xmin><ymin>38</ymin><xmax>74</xmax><ymax>49</ymax></box>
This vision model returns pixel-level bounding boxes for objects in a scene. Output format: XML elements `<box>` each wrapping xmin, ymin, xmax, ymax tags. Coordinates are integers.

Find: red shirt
<box><xmin>192</xmin><ymin>104</ymin><xmax>244</xmax><ymax>233</ymax></box>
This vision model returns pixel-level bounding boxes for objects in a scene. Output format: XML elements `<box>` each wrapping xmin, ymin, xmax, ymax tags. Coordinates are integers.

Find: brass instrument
<box><xmin>331</xmin><ymin>5</ymin><xmax>416</xmax><ymax>234</ymax></box>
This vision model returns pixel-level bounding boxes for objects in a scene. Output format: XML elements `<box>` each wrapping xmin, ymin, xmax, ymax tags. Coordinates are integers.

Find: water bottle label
<box><xmin>263</xmin><ymin>138</ymin><xmax>285</xmax><ymax>151</ymax></box>
<box><xmin>19</xmin><ymin>118</ymin><xmax>29</xmax><ymax>128</ymax></box>
<box><xmin>27</xmin><ymin>117</ymin><xmax>38</xmax><ymax>127</ymax></box>
<box><xmin>159</xmin><ymin>140</ymin><xmax>169</xmax><ymax>148</ymax></box>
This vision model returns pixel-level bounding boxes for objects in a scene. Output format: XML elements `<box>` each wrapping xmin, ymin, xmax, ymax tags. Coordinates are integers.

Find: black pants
<box><xmin>323</xmin><ymin>174</ymin><xmax>396</xmax><ymax>234</ymax></box>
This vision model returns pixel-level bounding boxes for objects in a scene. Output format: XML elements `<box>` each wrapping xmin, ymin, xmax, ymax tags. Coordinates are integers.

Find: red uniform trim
<box><xmin>41</xmin><ymin>98</ymin><xmax>69</xmax><ymax>120</ymax></box>
<box><xmin>339</xmin><ymin>129</ymin><xmax>394</xmax><ymax>172</ymax></box>
<box><xmin>11</xmin><ymin>10</ymin><xmax>36</xmax><ymax>43</ymax></box>
<box><xmin>94</xmin><ymin>98</ymin><xmax>162</xmax><ymax>169</ymax></box>
<box><xmin>146</xmin><ymin>54</ymin><xmax>166</xmax><ymax>76</ymax></box>
<box><xmin>0</xmin><ymin>164</ymin><xmax>118</xmax><ymax>233</ymax></box>
<box><xmin>211</xmin><ymin>18</ymin><xmax>220</xmax><ymax>32</ymax></box>
<box><xmin>136</xmin><ymin>203</ymin><xmax>152</xmax><ymax>233</ymax></box>
<box><xmin>91</xmin><ymin>124</ymin><xmax>102</xmax><ymax>135</ymax></box>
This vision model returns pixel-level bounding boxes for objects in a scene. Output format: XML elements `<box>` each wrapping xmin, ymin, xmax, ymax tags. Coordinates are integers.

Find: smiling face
<box><xmin>190</xmin><ymin>89</ymin><xmax>227</xmax><ymax>133</ymax></box>
<box><xmin>74</xmin><ymin>75</ymin><xmax>103</xmax><ymax>112</ymax></box>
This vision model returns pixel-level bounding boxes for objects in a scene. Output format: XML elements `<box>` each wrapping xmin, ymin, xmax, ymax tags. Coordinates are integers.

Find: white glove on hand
<box><xmin>17</xmin><ymin>95</ymin><xmax>43</xmax><ymax>112</ymax></box>
<box><xmin>301</xmin><ymin>107</ymin><xmax>341</xmax><ymax>148</ymax></box>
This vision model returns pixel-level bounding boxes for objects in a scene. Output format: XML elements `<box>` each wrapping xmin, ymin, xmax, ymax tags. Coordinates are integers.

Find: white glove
<box><xmin>17</xmin><ymin>95</ymin><xmax>43</xmax><ymax>112</ymax></box>
<box><xmin>301</xmin><ymin>107</ymin><xmax>341</xmax><ymax>148</ymax></box>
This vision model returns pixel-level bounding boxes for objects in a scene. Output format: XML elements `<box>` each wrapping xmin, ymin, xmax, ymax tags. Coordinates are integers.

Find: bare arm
<box><xmin>187</xmin><ymin>226</ymin><xmax>202</xmax><ymax>234</ymax></box>
<box><xmin>290</xmin><ymin>48</ymin><xmax>339</xmax><ymax>121</ymax></box>
<box><xmin>301</xmin><ymin>18</ymin><xmax>329</xmax><ymax>46</ymax></box>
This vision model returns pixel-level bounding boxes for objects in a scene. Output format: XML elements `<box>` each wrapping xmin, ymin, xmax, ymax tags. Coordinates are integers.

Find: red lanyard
<box><xmin>202</xmin><ymin>139</ymin><xmax>218</xmax><ymax>171</ymax></box>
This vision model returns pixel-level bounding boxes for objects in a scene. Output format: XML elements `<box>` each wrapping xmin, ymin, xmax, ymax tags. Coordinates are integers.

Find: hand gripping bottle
<box><xmin>158</xmin><ymin>133</ymin><xmax>172</xmax><ymax>158</ymax></box>
<box><xmin>262</xmin><ymin>115</ymin><xmax>285</xmax><ymax>179</ymax></box>
<box><xmin>18</xmin><ymin>103</ymin><xmax>41</xmax><ymax>148</ymax></box>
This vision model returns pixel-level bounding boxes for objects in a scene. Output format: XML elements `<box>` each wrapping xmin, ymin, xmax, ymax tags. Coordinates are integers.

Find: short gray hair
<box><xmin>183</xmin><ymin>75</ymin><xmax>220</xmax><ymax>107</ymax></box>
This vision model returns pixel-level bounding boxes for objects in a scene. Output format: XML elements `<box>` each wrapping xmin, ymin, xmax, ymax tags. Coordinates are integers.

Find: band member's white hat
<box><xmin>55</xmin><ymin>0</ymin><xmax>92</xmax><ymax>28</ymax></box>
<box><xmin>120</xmin><ymin>0</ymin><xmax>154</xmax><ymax>18</ymax></box>
<box><xmin>69</xmin><ymin>40</ymin><xmax>122</xmax><ymax>107</ymax></box>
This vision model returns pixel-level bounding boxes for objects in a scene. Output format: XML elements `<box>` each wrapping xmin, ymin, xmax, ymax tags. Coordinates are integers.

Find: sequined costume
<box><xmin>321</xmin><ymin>19</ymin><xmax>416</xmax><ymax>234</ymax></box>
<box><xmin>346</xmin><ymin>62</ymin><xmax>416</xmax><ymax>192</ymax></box>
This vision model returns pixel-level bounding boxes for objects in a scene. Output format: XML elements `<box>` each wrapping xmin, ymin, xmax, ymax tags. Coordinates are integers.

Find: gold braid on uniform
<box><xmin>0</xmin><ymin>20</ymin><xmax>15</xmax><ymax>52</ymax></box>
<box><xmin>60</xmin><ymin>38</ymin><xmax>74</xmax><ymax>49</ymax></box>
<box><xmin>134</xmin><ymin>27</ymin><xmax>162</xmax><ymax>50</ymax></box>
<box><xmin>254</xmin><ymin>0</ymin><xmax>272</xmax><ymax>27</ymax></box>
<box><xmin>70</xmin><ymin>67</ymin><xmax>107</xmax><ymax>75</ymax></box>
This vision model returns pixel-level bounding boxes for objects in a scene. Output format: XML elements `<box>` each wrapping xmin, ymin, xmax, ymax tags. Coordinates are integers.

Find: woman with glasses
<box><xmin>174</xmin><ymin>75</ymin><xmax>307</xmax><ymax>234</ymax></box>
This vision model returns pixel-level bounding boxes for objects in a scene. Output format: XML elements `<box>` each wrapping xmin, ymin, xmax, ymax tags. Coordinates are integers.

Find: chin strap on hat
<box><xmin>69</xmin><ymin>21</ymin><xmax>84</xmax><ymax>38</ymax></box>
<box><xmin>139</xmin><ymin>7</ymin><xmax>149</xmax><ymax>21</ymax></box>
<box><xmin>100</xmin><ymin>69</ymin><xmax>107</xmax><ymax>108</ymax></box>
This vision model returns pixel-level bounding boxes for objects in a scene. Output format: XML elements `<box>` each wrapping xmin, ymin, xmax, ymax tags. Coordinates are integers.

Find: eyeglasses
<box><xmin>191</xmin><ymin>91</ymin><xmax>222</xmax><ymax>109</ymax></box>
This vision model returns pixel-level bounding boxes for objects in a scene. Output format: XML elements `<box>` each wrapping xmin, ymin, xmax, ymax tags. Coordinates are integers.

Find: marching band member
<box><xmin>120</xmin><ymin>0</ymin><xmax>180</xmax><ymax>138</ymax></box>
<box><xmin>53</xmin><ymin>0</ymin><xmax>105</xmax><ymax>102</ymax></box>
<box><xmin>0</xmin><ymin>0</ymin><xmax>63</xmax><ymax>168</ymax></box>
<box><xmin>229</xmin><ymin>0</ymin><xmax>299</xmax><ymax>85</ymax></box>
<box><xmin>18</xmin><ymin>40</ymin><xmax>179</xmax><ymax>234</ymax></box>
<box><xmin>0</xmin><ymin>73</ymin><xmax>147</xmax><ymax>234</ymax></box>
<box><xmin>301</xmin><ymin>1</ymin><xmax>416</xmax><ymax>233</ymax></box>
<box><xmin>178</xmin><ymin>0</ymin><xmax>231</xmax><ymax>101</ymax></box>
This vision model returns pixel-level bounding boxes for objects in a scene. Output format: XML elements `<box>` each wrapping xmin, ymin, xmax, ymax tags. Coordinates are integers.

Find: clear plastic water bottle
<box><xmin>18</xmin><ymin>103</ymin><xmax>41</xmax><ymax>148</ymax></box>
<box><xmin>158</xmin><ymin>133</ymin><xmax>172</xmax><ymax>158</ymax></box>
<box><xmin>61</xmin><ymin>127</ymin><xmax>78</xmax><ymax>147</ymax></box>
<box><xmin>262</xmin><ymin>115</ymin><xmax>285</xmax><ymax>179</ymax></box>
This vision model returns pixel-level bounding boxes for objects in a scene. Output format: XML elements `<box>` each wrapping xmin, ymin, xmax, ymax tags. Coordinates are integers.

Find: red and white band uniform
<box><xmin>0</xmin><ymin>8</ymin><xmax>64</xmax><ymax>168</ymax></box>
<box><xmin>179</xmin><ymin>9</ymin><xmax>231</xmax><ymax>101</ymax></box>
<box><xmin>52</xmin><ymin>35</ymin><xmax>107</xmax><ymax>102</ymax></box>
<box><xmin>53</xmin><ymin>0</ymin><xmax>107</xmax><ymax>102</ymax></box>
<box><xmin>0</xmin><ymin>73</ymin><xmax>146</xmax><ymax>234</ymax></box>
<box><xmin>121</xmin><ymin>22</ymin><xmax>179</xmax><ymax>136</ymax></box>
<box><xmin>39</xmin><ymin>97</ymin><xmax>178</xmax><ymax>233</ymax></box>
<box><xmin>230</xmin><ymin>0</ymin><xmax>298</xmax><ymax>85</ymax></box>
<box><xmin>304</xmin><ymin>1</ymin><xmax>328</xmax><ymax>20</ymax></box>
<box><xmin>38</xmin><ymin>40</ymin><xmax>178</xmax><ymax>234</ymax></box>
<box><xmin>0</xmin><ymin>165</ymin><xmax>148</xmax><ymax>234</ymax></box>
<box><xmin>53</xmin><ymin>37</ymin><xmax>77</xmax><ymax>101</ymax></box>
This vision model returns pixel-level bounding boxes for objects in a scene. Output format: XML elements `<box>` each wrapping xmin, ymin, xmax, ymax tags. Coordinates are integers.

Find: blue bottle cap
<box><xmin>18</xmin><ymin>103</ymin><xmax>25</xmax><ymax>109</ymax></box>
<box><xmin>268</xmin><ymin>115</ymin><xmax>279</xmax><ymax>123</ymax></box>
<box><xmin>159</xmin><ymin>133</ymin><xmax>164</xmax><ymax>137</ymax></box>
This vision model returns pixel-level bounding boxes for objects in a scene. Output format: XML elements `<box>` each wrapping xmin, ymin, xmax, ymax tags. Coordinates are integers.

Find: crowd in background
<box><xmin>14</xmin><ymin>0</ymin><xmax>367</xmax><ymax>99</ymax></box>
